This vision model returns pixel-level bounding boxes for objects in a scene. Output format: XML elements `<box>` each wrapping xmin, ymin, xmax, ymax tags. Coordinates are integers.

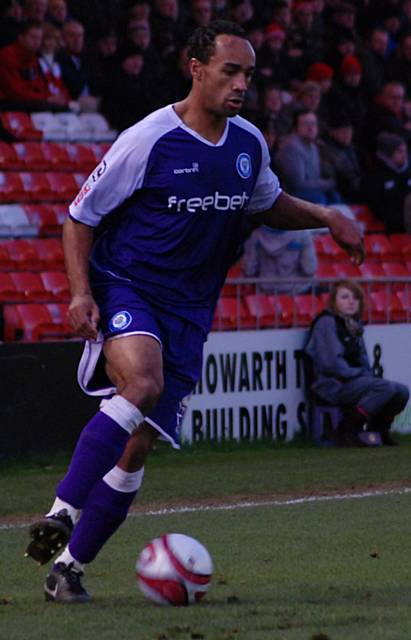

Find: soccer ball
<box><xmin>136</xmin><ymin>533</ymin><xmax>213</xmax><ymax>606</ymax></box>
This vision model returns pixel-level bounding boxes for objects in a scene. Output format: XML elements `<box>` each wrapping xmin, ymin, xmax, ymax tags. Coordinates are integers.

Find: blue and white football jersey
<box><xmin>69</xmin><ymin>104</ymin><xmax>281</xmax><ymax>330</ymax></box>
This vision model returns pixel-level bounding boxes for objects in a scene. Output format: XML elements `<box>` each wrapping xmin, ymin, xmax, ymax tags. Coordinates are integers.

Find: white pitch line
<box><xmin>1</xmin><ymin>486</ymin><xmax>411</xmax><ymax>532</ymax></box>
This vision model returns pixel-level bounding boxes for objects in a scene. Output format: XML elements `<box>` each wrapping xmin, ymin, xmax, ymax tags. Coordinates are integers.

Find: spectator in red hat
<box><xmin>326</xmin><ymin>54</ymin><xmax>368</xmax><ymax>147</ymax></box>
<box><xmin>257</xmin><ymin>21</ymin><xmax>294</xmax><ymax>90</ymax></box>
<box><xmin>306</xmin><ymin>61</ymin><xmax>334</xmax><ymax>93</ymax></box>
<box><xmin>286</xmin><ymin>0</ymin><xmax>326</xmax><ymax>80</ymax></box>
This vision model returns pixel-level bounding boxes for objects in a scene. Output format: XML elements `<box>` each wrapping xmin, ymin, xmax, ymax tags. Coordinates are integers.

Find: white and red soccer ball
<box><xmin>136</xmin><ymin>533</ymin><xmax>213</xmax><ymax>606</ymax></box>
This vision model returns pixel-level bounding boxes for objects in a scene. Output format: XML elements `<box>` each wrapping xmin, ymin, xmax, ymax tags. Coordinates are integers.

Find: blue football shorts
<box><xmin>77</xmin><ymin>273</ymin><xmax>207</xmax><ymax>448</ymax></box>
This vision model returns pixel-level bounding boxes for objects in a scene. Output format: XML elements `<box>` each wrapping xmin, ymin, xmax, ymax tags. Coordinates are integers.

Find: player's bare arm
<box><xmin>63</xmin><ymin>217</ymin><xmax>100</xmax><ymax>340</ymax></box>
<box><xmin>256</xmin><ymin>191</ymin><xmax>365</xmax><ymax>265</ymax></box>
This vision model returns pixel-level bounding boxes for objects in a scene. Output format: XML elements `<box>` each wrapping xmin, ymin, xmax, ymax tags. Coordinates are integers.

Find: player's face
<box><xmin>198</xmin><ymin>35</ymin><xmax>256</xmax><ymax>117</ymax></box>
<box><xmin>335</xmin><ymin>287</ymin><xmax>360</xmax><ymax>316</ymax></box>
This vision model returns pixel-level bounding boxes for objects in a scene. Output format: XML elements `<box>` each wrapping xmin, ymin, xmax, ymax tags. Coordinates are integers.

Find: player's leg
<box><xmin>26</xmin><ymin>334</ymin><xmax>163</xmax><ymax>566</ymax></box>
<box><xmin>337</xmin><ymin>377</ymin><xmax>409</xmax><ymax>446</ymax></box>
<box><xmin>366</xmin><ymin>381</ymin><xmax>409</xmax><ymax>445</ymax></box>
<box><xmin>44</xmin><ymin>423</ymin><xmax>157</xmax><ymax>603</ymax></box>
<box><xmin>43</xmin><ymin>316</ymin><xmax>204</xmax><ymax>603</ymax></box>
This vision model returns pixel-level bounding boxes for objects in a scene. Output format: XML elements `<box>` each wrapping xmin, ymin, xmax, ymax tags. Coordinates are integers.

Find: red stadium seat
<box><xmin>359</xmin><ymin>263</ymin><xmax>385</xmax><ymax>278</ymax></box>
<box><xmin>6</xmin><ymin>239</ymin><xmax>41</xmax><ymax>270</ymax></box>
<box><xmin>34</xmin><ymin>238</ymin><xmax>64</xmax><ymax>269</ymax></box>
<box><xmin>316</xmin><ymin>263</ymin><xmax>337</xmax><ymax>278</ymax></box>
<box><xmin>333</xmin><ymin>263</ymin><xmax>361</xmax><ymax>278</ymax></box>
<box><xmin>0</xmin><ymin>172</ymin><xmax>24</xmax><ymax>203</ymax></box>
<box><xmin>3</xmin><ymin>303</ymin><xmax>72</xmax><ymax>341</ymax></box>
<box><xmin>23</xmin><ymin>204</ymin><xmax>63</xmax><ymax>236</ymax></box>
<box><xmin>367</xmin><ymin>290</ymin><xmax>406</xmax><ymax>324</ymax></box>
<box><xmin>67</xmin><ymin>143</ymin><xmax>97</xmax><ymax>172</ymax></box>
<box><xmin>244</xmin><ymin>294</ymin><xmax>276</xmax><ymax>328</ymax></box>
<box><xmin>9</xmin><ymin>271</ymin><xmax>48</xmax><ymax>301</ymax></box>
<box><xmin>294</xmin><ymin>294</ymin><xmax>322</xmax><ymax>326</ymax></box>
<box><xmin>0</xmin><ymin>112</ymin><xmax>42</xmax><ymax>140</ymax></box>
<box><xmin>12</xmin><ymin>142</ymin><xmax>48</xmax><ymax>170</ymax></box>
<box><xmin>19</xmin><ymin>171</ymin><xmax>53</xmax><ymax>202</ymax></box>
<box><xmin>41</xmin><ymin>142</ymin><xmax>73</xmax><ymax>170</ymax></box>
<box><xmin>350</xmin><ymin>204</ymin><xmax>385</xmax><ymax>232</ymax></box>
<box><xmin>381</xmin><ymin>262</ymin><xmax>409</xmax><ymax>291</ymax></box>
<box><xmin>314</xmin><ymin>234</ymin><xmax>346</xmax><ymax>261</ymax></box>
<box><xmin>0</xmin><ymin>141</ymin><xmax>21</xmax><ymax>170</ymax></box>
<box><xmin>389</xmin><ymin>234</ymin><xmax>411</xmax><ymax>259</ymax></box>
<box><xmin>50</xmin><ymin>203</ymin><xmax>68</xmax><ymax>225</ymax></box>
<box><xmin>359</xmin><ymin>263</ymin><xmax>386</xmax><ymax>291</ymax></box>
<box><xmin>46</xmin><ymin>172</ymin><xmax>78</xmax><ymax>201</ymax></box>
<box><xmin>40</xmin><ymin>271</ymin><xmax>70</xmax><ymax>301</ymax></box>
<box><xmin>364</xmin><ymin>234</ymin><xmax>396</xmax><ymax>261</ymax></box>
<box><xmin>269</xmin><ymin>294</ymin><xmax>294</xmax><ymax>327</ymax></box>
<box><xmin>0</xmin><ymin>272</ymin><xmax>22</xmax><ymax>301</ymax></box>
<box><xmin>213</xmin><ymin>297</ymin><xmax>254</xmax><ymax>330</ymax></box>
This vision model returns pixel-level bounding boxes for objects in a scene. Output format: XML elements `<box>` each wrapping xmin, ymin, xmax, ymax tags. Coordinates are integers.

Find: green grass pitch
<box><xmin>2</xmin><ymin>439</ymin><xmax>411</xmax><ymax>639</ymax></box>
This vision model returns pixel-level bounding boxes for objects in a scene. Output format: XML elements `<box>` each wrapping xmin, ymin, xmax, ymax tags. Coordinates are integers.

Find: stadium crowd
<box><xmin>1</xmin><ymin>0</ymin><xmax>411</xmax><ymax>229</ymax></box>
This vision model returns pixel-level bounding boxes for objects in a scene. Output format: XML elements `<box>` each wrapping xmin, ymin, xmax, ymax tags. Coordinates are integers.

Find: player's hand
<box><xmin>67</xmin><ymin>293</ymin><xmax>100</xmax><ymax>340</ymax></box>
<box><xmin>328</xmin><ymin>210</ymin><xmax>365</xmax><ymax>265</ymax></box>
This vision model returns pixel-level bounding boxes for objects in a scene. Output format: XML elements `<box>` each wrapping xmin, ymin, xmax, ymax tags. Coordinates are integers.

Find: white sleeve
<box><xmin>68</xmin><ymin>128</ymin><xmax>151</xmax><ymax>227</ymax></box>
<box><xmin>247</xmin><ymin>133</ymin><xmax>282</xmax><ymax>215</ymax></box>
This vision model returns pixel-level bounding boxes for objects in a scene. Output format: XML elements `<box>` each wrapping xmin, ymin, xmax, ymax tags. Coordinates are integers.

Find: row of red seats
<box><xmin>0</xmin><ymin>239</ymin><xmax>63</xmax><ymax>270</ymax></box>
<box><xmin>212</xmin><ymin>291</ymin><xmax>411</xmax><ymax>331</ymax></box>
<box><xmin>0</xmin><ymin>171</ymin><xmax>85</xmax><ymax>203</ymax></box>
<box><xmin>0</xmin><ymin>141</ymin><xmax>108</xmax><ymax>173</ymax></box>
<box><xmin>315</xmin><ymin>233</ymin><xmax>411</xmax><ymax>262</ymax></box>
<box><xmin>0</xmin><ymin>203</ymin><xmax>67</xmax><ymax>237</ymax></box>
<box><xmin>316</xmin><ymin>260</ymin><xmax>411</xmax><ymax>283</ymax></box>
<box><xmin>4</xmin><ymin>288</ymin><xmax>410</xmax><ymax>342</ymax></box>
<box><xmin>0</xmin><ymin>271</ymin><xmax>69</xmax><ymax>302</ymax></box>
<box><xmin>4</xmin><ymin>303</ymin><xmax>72</xmax><ymax>342</ymax></box>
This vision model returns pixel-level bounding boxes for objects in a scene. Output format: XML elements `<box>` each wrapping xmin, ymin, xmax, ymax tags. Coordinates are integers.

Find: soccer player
<box><xmin>25</xmin><ymin>19</ymin><xmax>364</xmax><ymax>603</ymax></box>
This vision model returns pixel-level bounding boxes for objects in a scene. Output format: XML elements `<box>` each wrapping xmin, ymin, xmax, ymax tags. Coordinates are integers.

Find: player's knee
<box><xmin>124</xmin><ymin>374</ymin><xmax>164</xmax><ymax>413</ymax></box>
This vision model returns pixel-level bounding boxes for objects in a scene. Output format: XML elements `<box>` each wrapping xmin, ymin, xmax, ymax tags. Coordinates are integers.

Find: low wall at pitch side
<box><xmin>1</xmin><ymin>325</ymin><xmax>410</xmax><ymax>457</ymax></box>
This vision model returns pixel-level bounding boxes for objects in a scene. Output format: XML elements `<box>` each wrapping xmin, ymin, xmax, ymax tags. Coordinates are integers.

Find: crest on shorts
<box><xmin>236</xmin><ymin>153</ymin><xmax>252</xmax><ymax>179</ymax></box>
<box><xmin>109</xmin><ymin>310</ymin><xmax>132</xmax><ymax>332</ymax></box>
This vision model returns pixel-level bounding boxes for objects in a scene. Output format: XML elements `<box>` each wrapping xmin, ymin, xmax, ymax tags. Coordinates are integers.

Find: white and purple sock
<box><xmin>57</xmin><ymin>395</ymin><xmax>143</xmax><ymax>509</ymax></box>
<box><xmin>67</xmin><ymin>466</ymin><xmax>145</xmax><ymax>564</ymax></box>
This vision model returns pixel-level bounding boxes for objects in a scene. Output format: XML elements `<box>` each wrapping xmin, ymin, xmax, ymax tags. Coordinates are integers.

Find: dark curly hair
<box><xmin>187</xmin><ymin>20</ymin><xmax>249</xmax><ymax>64</ymax></box>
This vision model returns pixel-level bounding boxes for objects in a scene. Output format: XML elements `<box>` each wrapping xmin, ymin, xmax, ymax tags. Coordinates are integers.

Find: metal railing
<box><xmin>213</xmin><ymin>277</ymin><xmax>411</xmax><ymax>330</ymax></box>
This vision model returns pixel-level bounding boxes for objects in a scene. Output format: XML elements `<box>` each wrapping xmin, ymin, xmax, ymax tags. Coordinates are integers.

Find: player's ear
<box><xmin>190</xmin><ymin>57</ymin><xmax>203</xmax><ymax>81</ymax></box>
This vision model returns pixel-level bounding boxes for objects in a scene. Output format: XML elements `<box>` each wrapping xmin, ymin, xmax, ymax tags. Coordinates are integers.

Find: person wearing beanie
<box><xmin>325</xmin><ymin>53</ymin><xmax>368</xmax><ymax>146</ymax></box>
<box><xmin>256</xmin><ymin>19</ymin><xmax>294</xmax><ymax>89</ymax></box>
<box><xmin>307</xmin><ymin>61</ymin><xmax>333</xmax><ymax>83</ymax></box>
<box><xmin>360</xmin><ymin>131</ymin><xmax>411</xmax><ymax>233</ymax></box>
<box><xmin>340</xmin><ymin>53</ymin><xmax>362</xmax><ymax>77</ymax></box>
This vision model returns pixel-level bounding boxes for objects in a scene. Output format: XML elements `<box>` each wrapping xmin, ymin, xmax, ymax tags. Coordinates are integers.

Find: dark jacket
<box><xmin>304</xmin><ymin>310</ymin><xmax>372</xmax><ymax>404</ymax></box>
<box><xmin>360</xmin><ymin>156</ymin><xmax>411</xmax><ymax>233</ymax></box>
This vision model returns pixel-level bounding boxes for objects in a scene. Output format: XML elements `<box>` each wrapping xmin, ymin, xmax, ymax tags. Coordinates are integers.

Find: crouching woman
<box><xmin>304</xmin><ymin>280</ymin><xmax>409</xmax><ymax>446</ymax></box>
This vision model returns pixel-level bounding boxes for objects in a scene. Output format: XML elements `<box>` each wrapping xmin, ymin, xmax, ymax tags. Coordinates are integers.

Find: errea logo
<box><xmin>173</xmin><ymin>162</ymin><xmax>199</xmax><ymax>174</ymax></box>
<box><xmin>168</xmin><ymin>191</ymin><xmax>249</xmax><ymax>213</ymax></box>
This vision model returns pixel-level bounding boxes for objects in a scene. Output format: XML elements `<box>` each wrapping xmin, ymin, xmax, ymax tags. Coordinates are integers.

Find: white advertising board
<box><xmin>180</xmin><ymin>324</ymin><xmax>411</xmax><ymax>443</ymax></box>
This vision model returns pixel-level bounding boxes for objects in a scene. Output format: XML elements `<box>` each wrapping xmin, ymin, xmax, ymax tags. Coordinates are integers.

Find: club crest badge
<box><xmin>236</xmin><ymin>153</ymin><xmax>252</xmax><ymax>179</ymax></box>
<box><xmin>109</xmin><ymin>310</ymin><xmax>132</xmax><ymax>332</ymax></box>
